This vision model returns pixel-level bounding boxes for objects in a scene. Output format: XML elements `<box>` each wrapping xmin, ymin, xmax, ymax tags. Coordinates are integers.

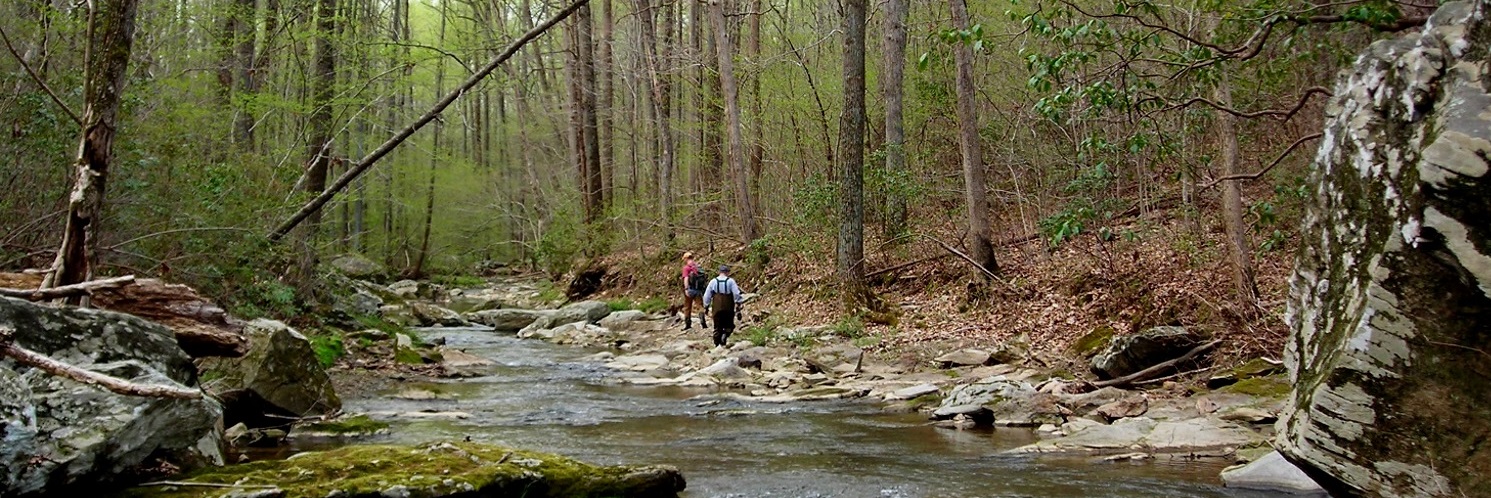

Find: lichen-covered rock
<box><xmin>1279</xmin><ymin>3</ymin><xmax>1491</xmax><ymax>497</ymax></box>
<box><xmin>199</xmin><ymin>320</ymin><xmax>340</xmax><ymax>427</ymax></box>
<box><xmin>1090</xmin><ymin>326</ymin><xmax>1206</xmax><ymax>380</ymax></box>
<box><xmin>0</xmin><ymin>296</ymin><xmax>223</xmax><ymax>496</ymax></box>
<box><xmin>122</xmin><ymin>441</ymin><xmax>686</xmax><ymax>498</ymax></box>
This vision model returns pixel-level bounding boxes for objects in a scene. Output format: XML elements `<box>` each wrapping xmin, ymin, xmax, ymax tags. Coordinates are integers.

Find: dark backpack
<box><xmin>687</xmin><ymin>269</ymin><xmax>708</xmax><ymax>291</ymax></box>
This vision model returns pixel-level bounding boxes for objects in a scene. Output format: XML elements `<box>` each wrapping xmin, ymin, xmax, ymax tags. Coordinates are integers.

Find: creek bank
<box><xmin>337</xmin><ymin>277</ymin><xmax>1296</xmax><ymax>465</ymax></box>
<box><xmin>125</xmin><ymin>441</ymin><xmax>685</xmax><ymax>498</ymax></box>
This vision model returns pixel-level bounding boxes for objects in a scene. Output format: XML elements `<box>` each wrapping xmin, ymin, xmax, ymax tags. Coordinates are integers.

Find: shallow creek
<box><xmin>268</xmin><ymin>327</ymin><xmax>1285</xmax><ymax>497</ymax></box>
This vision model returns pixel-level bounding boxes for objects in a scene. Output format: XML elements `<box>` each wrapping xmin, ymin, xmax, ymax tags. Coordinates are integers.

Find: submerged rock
<box><xmin>122</xmin><ymin>441</ymin><xmax>686</xmax><ymax>498</ymax></box>
<box><xmin>1278</xmin><ymin>3</ymin><xmax>1491</xmax><ymax>496</ymax></box>
<box><xmin>0</xmin><ymin>296</ymin><xmax>223</xmax><ymax>496</ymax></box>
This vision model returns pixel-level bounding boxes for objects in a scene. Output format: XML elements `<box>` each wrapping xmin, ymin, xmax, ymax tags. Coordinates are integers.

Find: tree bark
<box><xmin>293</xmin><ymin>0</ymin><xmax>338</xmax><ymax>286</ymax></box>
<box><xmin>1215</xmin><ymin>74</ymin><xmax>1259</xmax><ymax>305</ymax></box>
<box><xmin>836</xmin><ymin>0</ymin><xmax>867</xmax><ymax>282</ymax></box>
<box><xmin>709</xmin><ymin>0</ymin><xmax>760</xmax><ymax>242</ymax></box>
<box><xmin>949</xmin><ymin>0</ymin><xmax>998</xmax><ymax>277</ymax></box>
<box><xmin>882</xmin><ymin>0</ymin><xmax>909</xmax><ymax>237</ymax></box>
<box><xmin>598</xmin><ymin>0</ymin><xmax>614</xmax><ymax>212</ymax></box>
<box><xmin>578</xmin><ymin>3</ymin><xmax>603</xmax><ymax>225</ymax></box>
<box><xmin>636</xmin><ymin>0</ymin><xmax>677</xmax><ymax>243</ymax></box>
<box><xmin>43</xmin><ymin>0</ymin><xmax>142</xmax><ymax>295</ymax></box>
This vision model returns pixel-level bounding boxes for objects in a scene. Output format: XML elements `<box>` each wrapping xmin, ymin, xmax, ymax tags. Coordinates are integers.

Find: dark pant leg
<box><xmin>712</xmin><ymin>309</ymin><xmax>735</xmax><ymax>346</ymax></box>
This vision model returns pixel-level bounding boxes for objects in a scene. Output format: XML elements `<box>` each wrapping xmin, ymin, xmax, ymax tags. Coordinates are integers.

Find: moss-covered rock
<box><xmin>1070</xmin><ymin>326</ymin><xmax>1114</xmax><ymax>357</ymax></box>
<box><xmin>291</xmin><ymin>415</ymin><xmax>390</xmax><ymax>438</ymax></box>
<box><xmin>1220</xmin><ymin>375</ymin><xmax>1290</xmax><ymax>399</ymax></box>
<box><xmin>126</xmin><ymin>441</ymin><xmax>686</xmax><ymax>498</ymax></box>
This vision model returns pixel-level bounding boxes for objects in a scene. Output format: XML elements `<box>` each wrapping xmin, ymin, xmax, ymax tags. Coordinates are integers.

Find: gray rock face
<box><xmin>550</xmin><ymin>300</ymin><xmax>612</xmax><ymax>326</ymax></box>
<box><xmin>467</xmin><ymin>309</ymin><xmax>550</xmax><ymax>332</ymax></box>
<box><xmin>409</xmin><ymin>302</ymin><xmax>467</xmax><ymax>327</ymax></box>
<box><xmin>328</xmin><ymin>254</ymin><xmax>388</xmax><ymax>281</ymax></box>
<box><xmin>0</xmin><ymin>296</ymin><xmax>223</xmax><ymax>495</ymax></box>
<box><xmin>1278</xmin><ymin>3</ymin><xmax>1491</xmax><ymax>497</ymax></box>
<box><xmin>934</xmin><ymin>348</ymin><xmax>991</xmax><ymax>367</ymax></box>
<box><xmin>1222</xmin><ymin>451</ymin><xmax>1327</xmax><ymax>495</ymax></box>
<box><xmin>1090</xmin><ymin>326</ymin><xmax>1205</xmax><ymax>380</ymax></box>
<box><xmin>200</xmin><ymin>320</ymin><xmax>340</xmax><ymax>426</ymax></box>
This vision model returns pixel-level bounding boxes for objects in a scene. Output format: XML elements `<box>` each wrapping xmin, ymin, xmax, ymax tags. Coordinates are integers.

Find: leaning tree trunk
<box><xmin>948</xmin><ymin>0</ymin><xmax>997</xmax><ymax>276</ymax></box>
<box><xmin>1279</xmin><ymin>3</ymin><xmax>1491</xmax><ymax>497</ymax></box>
<box><xmin>43</xmin><ymin>0</ymin><xmax>142</xmax><ymax>296</ymax></box>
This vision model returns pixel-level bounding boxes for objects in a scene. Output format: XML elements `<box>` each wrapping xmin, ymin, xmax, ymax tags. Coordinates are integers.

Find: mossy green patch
<box><xmin>295</xmin><ymin>415</ymin><xmax>389</xmax><ymax>437</ymax></box>
<box><xmin>1071</xmin><ymin>326</ymin><xmax>1114</xmax><ymax>356</ymax></box>
<box><xmin>394</xmin><ymin>347</ymin><xmax>425</xmax><ymax>365</ymax></box>
<box><xmin>906</xmin><ymin>393</ymin><xmax>944</xmax><ymax>411</ymax></box>
<box><xmin>307</xmin><ymin>333</ymin><xmax>345</xmax><ymax>368</ymax></box>
<box><xmin>1219</xmin><ymin>375</ymin><xmax>1291</xmax><ymax>398</ymax></box>
<box><xmin>1232</xmin><ymin>358</ymin><xmax>1284</xmax><ymax>379</ymax></box>
<box><xmin>124</xmin><ymin>441</ymin><xmax>684</xmax><ymax>498</ymax></box>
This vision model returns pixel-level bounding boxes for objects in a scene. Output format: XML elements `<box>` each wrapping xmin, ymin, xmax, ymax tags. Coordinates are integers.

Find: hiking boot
<box><xmin>700</xmin><ymin>313</ymin><xmax>708</xmax><ymax>328</ymax></box>
<box><xmin>684</xmin><ymin>317</ymin><xmax>693</xmax><ymax>330</ymax></box>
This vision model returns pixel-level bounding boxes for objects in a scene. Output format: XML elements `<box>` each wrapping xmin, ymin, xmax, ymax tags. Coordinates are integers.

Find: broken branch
<box><xmin>1093</xmin><ymin>340</ymin><xmax>1221</xmax><ymax>389</ymax></box>
<box><xmin>0</xmin><ymin>275</ymin><xmax>135</xmax><ymax>300</ymax></box>
<box><xmin>0</xmin><ymin>325</ymin><xmax>203</xmax><ymax>399</ymax></box>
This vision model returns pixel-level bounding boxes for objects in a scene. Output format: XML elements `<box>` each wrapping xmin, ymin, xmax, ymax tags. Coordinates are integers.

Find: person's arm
<box><xmin>702</xmin><ymin>284</ymin><xmax>715</xmax><ymax>308</ymax></box>
<box><xmin>732</xmin><ymin>279</ymin><xmax>745</xmax><ymax>303</ymax></box>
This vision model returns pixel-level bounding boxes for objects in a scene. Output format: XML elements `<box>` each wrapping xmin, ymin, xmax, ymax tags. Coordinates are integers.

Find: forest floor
<box><xmin>586</xmin><ymin>205</ymin><xmax>1296</xmax><ymax>383</ymax></box>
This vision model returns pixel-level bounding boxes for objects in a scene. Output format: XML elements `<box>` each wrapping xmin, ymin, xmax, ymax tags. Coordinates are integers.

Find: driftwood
<box><xmin>0</xmin><ymin>325</ymin><xmax>203</xmax><ymax>399</ymax></box>
<box><xmin>1092</xmin><ymin>339</ymin><xmax>1222</xmax><ymax>389</ymax></box>
<box><xmin>0</xmin><ymin>274</ymin><xmax>135</xmax><ymax>299</ymax></box>
<box><xmin>90</xmin><ymin>279</ymin><xmax>248</xmax><ymax>358</ymax></box>
<box><xmin>0</xmin><ymin>273</ymin><xmax>248</xmax><ymax>358</ymax></box>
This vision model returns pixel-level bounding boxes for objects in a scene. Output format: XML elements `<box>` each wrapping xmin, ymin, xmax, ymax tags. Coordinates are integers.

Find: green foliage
<box><xmin>741</xmin><ymin>315</ymin><xmax>788</xmax><ymax>346</ymax></box>
<box><xmin>535</xmin><ymin>211</ymin><xmax>583</xmax><ymax>277</ymax></box>
<box><xmin>307</xmin><ymin>332</ymin><xmax>345</xmax><ymax>368</ymax></box>
<box><xmin>534</xmin><ymin>281</ymin><xmax>565</xmax><ymax>304</ymax></box>
<box><xmin>1038</xmin><ymin>201</ymin><xmax>1096</xmax><ymax>246</ymax></box>
<box><xmin>432</xmin><ymin>274</ymin><xmax>486</xmax><ymax>288</ymax></box>
<box><xmin>831</xmin><ymin>315</ymin><xmax>866</xmax><ymax>339</ymax></box>
<box><xmin>746</xmin><ymin>237</ymin><xmax>772</xmax><ymax>269</ymax></box>
<box><xmin>606</xmin><ymin>299</ymin><xmax>635</xmax><ymax>312</ymax></box>
<box><xmin>792</xmin><ymin>173</ymin><xmax>838</xmax><ymax>229</ymax></box>
<box><xmin>637</xmin><ymin>296</ymin><xmax>669</xmax><ymax>314</ymax></box>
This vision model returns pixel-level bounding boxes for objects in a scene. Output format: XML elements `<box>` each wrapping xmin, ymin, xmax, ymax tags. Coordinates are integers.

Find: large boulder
<box><xmin>410</xmin><ymin>302</ymin><xmax>467</xmax><ymax>327</ymax></box>
<box><xmin>199</xmin><ymin>320</ymin><xmax>340</xmax><ymax>428</ymax></box>
<box><xmin>1277</xmin><ymin>3</ymin><xmax>1491</xmax><ymax>497</ymax></box>
<box><xmin>1090</xmin><ymin>326</ymin><xmax>1206</xmax><ymax>380</ymax></box>
<box><xmin>551</xmin><ymin>300</ymin><xmax>612</xmax><ymax>326</ymax></box>
<box><xmin>1221</xmin><ymin>451</ymin><xmax>1327</xmax><ymax>495</ymax></box>
<box><xmin>328</xmin><ymin>253</ymin><xmax>388</xmax><ymax>282</ymax></box>
<box><xmin>468</xmin><ymin>308</ymin><xmax>551</xmax><ymax>332</ymax></box>
<box><xmin>0</xmin><ymin>296</ymin><xmax>223</xmax><ymax>495</ymax></box>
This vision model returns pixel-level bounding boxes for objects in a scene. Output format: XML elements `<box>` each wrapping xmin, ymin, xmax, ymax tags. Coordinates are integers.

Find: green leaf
<box><xmin>917</xmin><ymin>52</ymin><xmax>931</xmax><ymax>71</ymax></box>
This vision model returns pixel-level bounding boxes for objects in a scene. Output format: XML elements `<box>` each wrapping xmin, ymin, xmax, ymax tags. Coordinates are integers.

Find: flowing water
<box><xmin>279</xmin><ymin>327</ymin><xmax>1288</xmax><ymax>498</ymax></box>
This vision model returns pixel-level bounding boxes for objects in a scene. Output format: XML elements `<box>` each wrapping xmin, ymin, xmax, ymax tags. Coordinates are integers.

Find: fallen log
<box><xmin>89</xmin><ymin>278</ymin><xmax>248</xmax><ymax>358</ymax></box>
<box><xmin>1092</xmin><ymin>339</ymin><xmax>1221</xmax><ymax>389</ymax></box>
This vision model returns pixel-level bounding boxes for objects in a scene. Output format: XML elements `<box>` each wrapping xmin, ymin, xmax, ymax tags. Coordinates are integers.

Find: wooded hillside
<box><xmin>0</xmin><ymin>0</ymin><xmax>1429</xmax><ymax>356</ymax></box>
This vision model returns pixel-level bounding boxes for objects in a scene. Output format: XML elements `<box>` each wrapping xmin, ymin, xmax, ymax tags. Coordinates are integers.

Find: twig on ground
<box><xmin>1093</xmin><ymin>340</ymin><xmax>1221</xmax><ymax>389</ymax></box>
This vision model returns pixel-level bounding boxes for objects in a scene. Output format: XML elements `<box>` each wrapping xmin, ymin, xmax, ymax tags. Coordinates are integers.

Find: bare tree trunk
<box><xmin>43</xmin><ymin>0</ymin><xmax>141</xmax><ymax>295</ymax></box>
<box><xmin>636</xmin><ymin>0</ymin><xmax>676</xmax><ymax>243</ymax></box>
<box><xmin>837</xmin><ymin>0</ymin><xmax>866</xmax><ymax>283</ymax></box>
<box><xmin>1215</xmin><ymin>74</ymin><xmax>1259</xmax><ymax>305</ymax></box>
<box><xmin>707</xmin><ymin>0</ymin><xmax>760</xmax><ymax>242</ymax></box>
<box><xmin>411</xmin><ymin>0</ymin><xmax>448</xmax><ymax>279</ymax></box>
<box><xmin>882</xmin><ymin>0</ymin><xmax>908</xmax><ymax>238</ymax></box>
<box><xmin>747</xmin><ymin>0</ymin><xmax>764</xmax><ymax>212</ymax></box>
<box><xmin>949</xmin><ymin>0</ymin><xmax>997</xmax><ymax>276</ymax></box>
<box><xmin>292</xmin><ymin>0</ymin><xmax>338</xmax><ymax>286</ymax></box>
<box><xmin>598</xmin><ymin>0</ymin><xmax>614</xmax><ymax>212</ymax></box>
<box><xmin>577</xmin><ymin>3</ymin><xmax>603</xmax><ymax>225</ymax></box>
